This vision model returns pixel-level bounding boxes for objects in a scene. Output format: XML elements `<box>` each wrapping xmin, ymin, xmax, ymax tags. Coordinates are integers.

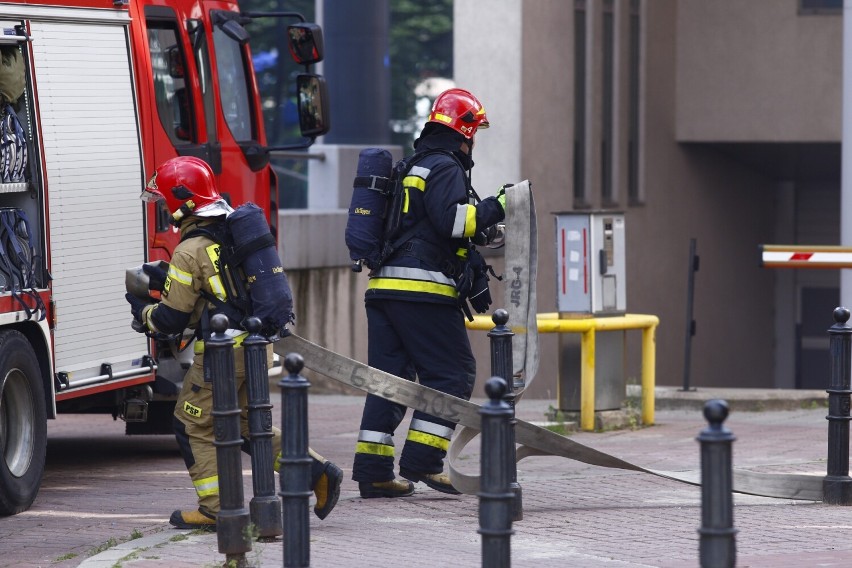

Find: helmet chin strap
<box><xmin>171</xmin><ymin>203</ymin><xmax>195</xmax><ymax>226</ymax></box>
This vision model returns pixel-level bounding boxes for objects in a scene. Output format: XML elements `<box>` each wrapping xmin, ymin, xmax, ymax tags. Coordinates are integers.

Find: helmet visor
<box><xmin>141</xmin><ymin>172</ymin><xmax>165</xmax><ymax>203</ymax></box>
<box><xmin>140</xmin><ymin>186</ymin><xmax>164</xmax><ymax>203</ymax></box>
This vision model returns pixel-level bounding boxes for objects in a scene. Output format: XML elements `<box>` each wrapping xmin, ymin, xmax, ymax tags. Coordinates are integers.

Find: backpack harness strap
<box><xmin>181</xmin><ymin>224</ymin><xmax>249</xmax><ymax>337</ymax></box>
<box><xmin>375</xmin><ymin>149</ymin><xmax>472</xmax><ymax>275</ymax></box>
<box><xmin>229</xmin><ymin>232</ymin><xmax>275</xmax><ymax>267</ymax></box>
<box><xmin>353</xmin><ymin>175</ymin><xmax>391</xmax><ymax>195</ymax></box>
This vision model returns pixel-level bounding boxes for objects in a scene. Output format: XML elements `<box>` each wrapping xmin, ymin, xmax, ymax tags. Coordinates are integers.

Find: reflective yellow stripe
<box><xmin>205</xmin><ymin>243</ymin><xmax>221</xmax><ymax>271</ymax></box>
<box><xmin>407</xmin><ymin>430</ymin><xmax>450</xmax><ymax>451</ymax></box>
<box><xmin>167</xmin><ymin>265</ymin><xmax>193</xmax><ymax>286</ymax></box>
<box><xmin>194</xmin><ymin>331</ymin><xmax>249</xmax><ymax>354</ymax></box>
<box><xmin>403</xmin><ymin>175</ymin><xmax>426</xmax><ymax>191</ymax></box>
<box><xmin>355</xmin><ymin>441</ymin><xmax>395</xmax><ymax>457</ymax></box>
<box><xmin>463</xmin><ymin>205</ymin><xmax>476</xmax><ymax>238</ymax></box>
<box><xmin>403</xmin><ymin>187</ymin><xmax>410</xmax><ymax>213</ymax></box>
<box><xmin>368</xmin><ymin>278</ymin><xmax>458</xmax><ymax>298</ymax></box>
<box><xmin>194</xmin><ymin>475</ymin><xmax>219</xmax><ymax>497</ymax></box>
<box><xmin>208</xmin><ymin>274</ymin><xmax>226</xmax><ymax>301</ymax></box>
<box><xmin>432</xmin><ymin>112</ymin><xmax>452</xmax><ymax>125</ymax></box>
<box><xmin>452</xmin><ymin>203</ymin><xmax>476</xmax><ymax>238</ymax></box>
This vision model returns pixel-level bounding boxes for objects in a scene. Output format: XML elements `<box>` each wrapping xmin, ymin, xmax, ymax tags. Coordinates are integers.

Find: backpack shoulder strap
<box><xmin>373</xmin><ymin>149</ymin><xmax>468</xmax><ymax>271</ymax></box>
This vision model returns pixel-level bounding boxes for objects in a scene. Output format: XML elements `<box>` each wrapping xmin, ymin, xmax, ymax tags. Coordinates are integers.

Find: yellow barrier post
<box><xmin>580</xmin><ymin>329</ymin><xmax>596</xmax><ymax>431</ymax></box>
<box><xmin>467</xmin><ymin>313</ymin><xmax>659</xmax><ymax>432</ymax></box>
<box><xmin>642</xmin><ymin>324</ymin><xmax>656</xmax><ymax>426</ymax></box>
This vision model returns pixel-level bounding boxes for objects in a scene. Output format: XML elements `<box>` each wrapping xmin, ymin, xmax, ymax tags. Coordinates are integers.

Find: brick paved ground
<box><xmin>2</xmin><ymin>391</ymin><xmax>849</xmax><ymax>568</ymax></box>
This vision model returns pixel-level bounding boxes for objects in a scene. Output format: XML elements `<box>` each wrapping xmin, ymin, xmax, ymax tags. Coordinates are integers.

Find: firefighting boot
<box><xmin>311</xmin><ymin>458</ymin><xmax>343</xmax><ymax>520</ymax></box>
<box><xmin>358</xmin><ymin>478</ymin><xmax>415</xmax><ymax>499</ymax></box>
<box><xmin>399</xmin><ymin>468</ymin><xmax>461</xmax><ymax>495</ymax></box>
<box><xmin>169</xmin><ymin>508</ymin><xmax>217</xmax><ymax>531</ymax></box>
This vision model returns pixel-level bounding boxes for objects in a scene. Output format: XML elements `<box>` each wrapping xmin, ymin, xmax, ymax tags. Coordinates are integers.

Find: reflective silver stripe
<box><xmin>208</xmin><ymin>274</ymin><xmax>226</xmax><ymax>301</ymax></box>
<box><xmin>410</xmin><ymin>418</ymin><xmax>454</xmax><ymax>440</ymax></box>
<box><xmin>167</xmin><ymin>265</ymin><xmax>193</xmax><ymax>286</ymax></box>
<box><xmin>409</xmin><ymin>164</ymin><xmax>430</xmax><ymax>179</ymax></box>
<box><xmin>371</xmin><ymin>265</ymin><xmax>455</xmax><ymax>286</ymax></box>
<box><xmin>451</xmin><ymin>203</ymin><xmax>469</xmax><ymax>238</ymax></box>
<box><xmin>358</xmin><ymin>429</ymin><xmax>394</xmax><ymax>446</ymax></box>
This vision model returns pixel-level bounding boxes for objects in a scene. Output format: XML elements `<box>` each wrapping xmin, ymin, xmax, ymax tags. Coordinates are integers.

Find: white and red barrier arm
<box><xmin>759</xmin><ymin>244</ymin><xmax>852</xmax><ymax>269</ymax></box>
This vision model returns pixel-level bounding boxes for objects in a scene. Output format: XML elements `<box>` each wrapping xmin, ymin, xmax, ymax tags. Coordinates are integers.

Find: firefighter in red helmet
<box><xmin>128</xmin><ymin>156</ymin><xmax>343</xmax><ymax>529</ymax></box>
<box><xmin>353</xmin><ymin>88</ymin><xmax>506</xmax><ymax>498</ymax></box>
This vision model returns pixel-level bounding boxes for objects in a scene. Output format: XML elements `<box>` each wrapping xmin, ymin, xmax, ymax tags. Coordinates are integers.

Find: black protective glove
<box><xmin>468</xmin><ymin>270</ymin><xmax>492</xmax><ymax>314</ymax></box>
<box><xmin>125</xmin><ymin>292</ymin><xmax>151</xmax><ymax>325</ymax></box>
<box><xmin>455</xmin><ymin>260</ymin><xmax>475</xmax><ymax>322</ymax></box>
<box><xmin>143</xmin><ymin>262</ymin><xmax>167</xmax><ymax>292</ymax></box>
<box><xmin>456</xmin><ymin>248</ymin><xmax>493</xmax><ymax>319</ymax></box>
<box><xmin>472</xmin><ymin>224</ymin><xmax>500</xmax><ymax>247</ymax></box>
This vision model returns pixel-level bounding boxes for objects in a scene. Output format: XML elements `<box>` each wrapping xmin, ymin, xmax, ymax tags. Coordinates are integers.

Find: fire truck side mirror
<box><xmin>218</xmin><ymin>19</ymin><xmax>250</xmax><ymax>45</ymax></box>
<box><xmin>287</xmin><ymin>23</ymin><xmax>323</xmax><ymax>65</ymax></box>
<box><xmin>296</xmin><ymin>73</ymin><xmax>330</xmax><ymax>138</ymax></box>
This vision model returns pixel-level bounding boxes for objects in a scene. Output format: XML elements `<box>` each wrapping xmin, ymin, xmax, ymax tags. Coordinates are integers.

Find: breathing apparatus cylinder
<box><xmin>345</xmin><ymin>148</ymin><xmax>394</xmax><ymax>272</ymax></box>
<box><xmin>225</xmin><ymin>203</ymin><xmax>293</xmax><ymax>336</ymax></box>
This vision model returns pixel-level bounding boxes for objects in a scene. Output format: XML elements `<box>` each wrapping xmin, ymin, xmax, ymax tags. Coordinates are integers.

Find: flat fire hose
<box><xmin>274</xmin><ymin>180</ymin><xmax>823</xmax><ymax>502</ymax></box>
<box><xmin>274</xmin><ymin>334</ymin><xmax>823</xmax><ymax>501</ymax></box>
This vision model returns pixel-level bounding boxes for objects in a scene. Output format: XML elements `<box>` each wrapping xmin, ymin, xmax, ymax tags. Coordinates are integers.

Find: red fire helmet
<box><xmin>141</xmin><ymin>156</ymin><xmax>231</xmax><ymax>222</ymax></box>
<box><xmin>427</xmin><ymin>88</ymin><xmax>490</xmax><ymax>140</ymax></box>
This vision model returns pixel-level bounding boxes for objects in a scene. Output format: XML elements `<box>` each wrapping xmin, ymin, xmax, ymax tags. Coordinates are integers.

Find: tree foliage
<box><xmin>389</xmin><ymin>0</ymin><xmax>453</xmax><ymax>121</ymax></box>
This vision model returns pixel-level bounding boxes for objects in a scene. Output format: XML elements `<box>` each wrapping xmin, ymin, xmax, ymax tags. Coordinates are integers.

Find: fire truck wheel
<box><xmin>0</xmin><ymin>330</ymin><xmax>46</xmax><ymax>516</ymax></box>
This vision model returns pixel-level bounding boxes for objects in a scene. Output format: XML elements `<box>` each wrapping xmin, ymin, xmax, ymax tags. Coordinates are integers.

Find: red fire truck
<box><xmin>0</xmin><ymin>0</ymin><xmax>328</xmax><ymax>515</ymax></box>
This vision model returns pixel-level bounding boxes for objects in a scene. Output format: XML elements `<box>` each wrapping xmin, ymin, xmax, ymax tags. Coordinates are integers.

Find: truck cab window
<box><xmin>147</xmin><ymin>21</ymin><xmax>194</xmax><ymax>145</ymax></box>
<box><xmin>187</xmin><ymin>19</ymin><xmax>217</xmax><ymax>146</ymax></box>
<box><xmin>212</xmin><ymin>25</ymin><xmax>254</xmax><ymax>142</ymax></box>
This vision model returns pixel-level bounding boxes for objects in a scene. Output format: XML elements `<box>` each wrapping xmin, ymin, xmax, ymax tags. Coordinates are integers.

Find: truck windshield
<box><xmin>212</xmin><ymin>25</ymin><xmax>254</xmax><ymax>142</ymax></box>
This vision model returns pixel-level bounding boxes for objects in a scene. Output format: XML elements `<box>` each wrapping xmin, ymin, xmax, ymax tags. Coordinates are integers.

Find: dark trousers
<box><xmin>352</xmin><ymin>299</ymin><xmax>476</xmax><ymax>482</ymax></box>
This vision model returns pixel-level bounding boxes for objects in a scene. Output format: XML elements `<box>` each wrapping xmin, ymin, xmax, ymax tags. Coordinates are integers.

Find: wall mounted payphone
<box><xmin>554</xmin><ymin>212</ymin><xmax>627</xmax><ymax>413</ymax></box>
<box><xmin>555</xmin><ymin>212</ymin><xmax>626</xmax><ymax>315</ymax></box>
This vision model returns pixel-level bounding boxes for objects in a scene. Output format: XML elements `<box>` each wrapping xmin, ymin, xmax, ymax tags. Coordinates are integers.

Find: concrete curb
<box><xmin>76</xmin><ymin>529</ymin><xmax>192</xmax><ymax>567</ymax></box>
<box><xmin>628</xmin><ymin>385</ymin><xmax>828</xmax><ymax>412</ymax></box>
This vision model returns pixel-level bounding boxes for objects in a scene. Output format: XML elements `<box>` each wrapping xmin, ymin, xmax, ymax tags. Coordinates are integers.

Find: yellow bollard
<box><xmin>467</xmin><ymin>313</ymin><xmax>659</xmax><ymax>432</ymax></box>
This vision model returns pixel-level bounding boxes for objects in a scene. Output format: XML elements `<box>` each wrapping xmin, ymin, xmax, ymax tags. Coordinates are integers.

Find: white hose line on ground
<box><xmin>274</xmin><ymin>334</ymin><xmax>824</xmax><ymax>501</ymax></box>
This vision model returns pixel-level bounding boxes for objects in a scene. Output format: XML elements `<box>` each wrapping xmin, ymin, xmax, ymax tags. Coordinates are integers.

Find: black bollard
<box><xmin>243</xmin><ymin>317</ymin><xmax>283</xmax><ymax>537</ymax></box>
<box><xmin>208</xmin><ymin>314</ymin><xmax>251</xmax><ymax>562</ymax></box>
<box><xmin>697</xmin><ymin>399</ymin><xmax>737</xmax><ymax>568</ymax></box>
<box><xmin>824</xmin><ymin>306</ymin><xmax>852</xmax><ymax>505</ymax></box>
<box><xmin>488</xmin><ymin>308</ymin><xmax>523</xmax><ymax>522</ymax></box>
<box><xmin>479</xmin><ymin>377</ymin><xmax>514</xmax><ymax>568</ymax></box>
<box><xmin>278</xmin><ymin>353</ymin><xmax>312</xmax><ymax>568</ymax></box>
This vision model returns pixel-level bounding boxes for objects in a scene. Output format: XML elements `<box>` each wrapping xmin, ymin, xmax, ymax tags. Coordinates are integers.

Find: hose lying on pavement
<box><xmin>274</xmin><ymin>334</ymin><xmax>824</xmax><ymax>502</ymax></box>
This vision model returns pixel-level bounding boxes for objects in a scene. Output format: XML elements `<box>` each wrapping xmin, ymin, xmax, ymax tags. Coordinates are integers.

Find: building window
<box><xmin>573</xmin><ymin>0</ymin><xmax>588</xmax><ymax>208</ymax></box>
<box><xmin>601</xmin><ymin>0</ymin><xmax>615</xmax><ymax>206</ymax></box>
<box><xmin>627</xmin><ymin>0</ymin><xmax>642</xmax><ymax>205</ymax></box>
<box><xmin>799</xmin><ymin>0</ymin><xmax>841</xmax><ymax>15</ymax></box>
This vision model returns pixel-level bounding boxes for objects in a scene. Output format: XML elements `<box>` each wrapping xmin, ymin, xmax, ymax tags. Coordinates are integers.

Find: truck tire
<box><xmin>0</xmin><ymin>330</ymin><xmax>46</xmax><ymax>515</ymax></box>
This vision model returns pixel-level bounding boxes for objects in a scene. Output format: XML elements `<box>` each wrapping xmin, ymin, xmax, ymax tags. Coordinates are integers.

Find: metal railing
<box><xmin>468</xmin><ymin>312</ymin><xmax>659</xmax><ymax>431</ymax></box>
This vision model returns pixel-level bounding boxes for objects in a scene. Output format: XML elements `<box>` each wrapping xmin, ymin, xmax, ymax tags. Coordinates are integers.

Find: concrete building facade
<box><xmin>281</xmin><ymin>0</ymin><xmax>843</xmax><ymax>401</ymax></box>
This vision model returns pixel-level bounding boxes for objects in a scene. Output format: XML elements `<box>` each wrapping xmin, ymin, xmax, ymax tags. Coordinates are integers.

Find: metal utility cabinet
<box><xmin>555</xmin><ymin>212</ymin><xmax>627</xmax><ymax>412</ymax></box>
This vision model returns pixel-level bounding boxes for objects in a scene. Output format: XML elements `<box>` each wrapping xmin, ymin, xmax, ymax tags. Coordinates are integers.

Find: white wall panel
<box><xmin>30</xmin><ymin>20</ymin><xmax>147</xmax><ymax>377</ymax></box>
